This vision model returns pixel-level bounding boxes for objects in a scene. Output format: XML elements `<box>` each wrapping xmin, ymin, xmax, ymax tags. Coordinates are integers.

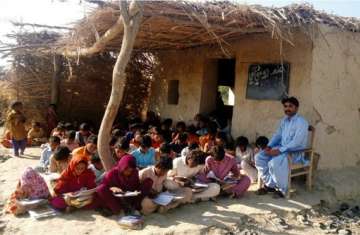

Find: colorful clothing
<box><xmin>139</xmin><ymin>166</ymin><xmax>167</xmax><ymax>193</ymax></box>
<box><xmin>39</xmin><ymin>145</ymin><xmax>53</xmax><ymax>168</ymax></box>
<box><xmin>131</xmin><ymin>148</ymin><xmax>156</xmax><ymax>168</ymax></box>
<box><xmin>96</xmin><ymin>155</ymin><xmax>152</xmax><ymax>213</ymax></box>
<box><xmin>6</xmin><ymin>167</ymin><xmax>49</xmax><ymax>215</ymax></box>
<box><xmin>139</xmin><ymin>166</ymin><xmax>192</xmax><ymax>215</ymax></box>
<box><xmin>50</xmin><ymin>154</ymin><xmax>96</xmax><ymax>210</ymax></box>
<box><xmin>201</xmin><ymin>154</ymin><xmax>250</xmax><ymax>197</ymax></box>
<box><xmin>89</xmin><ymin>164</ymin><xmax>105</xmax><ymax>185</ymax></box>
<box><xmin>6</xmin><ymin>110</ymin><xmax>27</xmax><ymax>141</ymax></box>
<box><xmin>72</xmin><ymin>146</ymin><xmax>91</xmax><ymax>162</ymax></box>
<box><xmin>166</xmin><ymin>156</ymin><xmax>220</xmax><ymax>201</ymax></box>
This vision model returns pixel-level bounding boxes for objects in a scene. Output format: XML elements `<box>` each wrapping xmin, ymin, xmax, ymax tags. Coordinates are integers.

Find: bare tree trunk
<box><xmin>98</xmin><ymin>0</ymin><xmax>143</xmax><ymax>171</ymax></box>
<box><xmin>50</xmin><ymin>54</ymin><xmax>61</xmax><ymax>104</ymax></box>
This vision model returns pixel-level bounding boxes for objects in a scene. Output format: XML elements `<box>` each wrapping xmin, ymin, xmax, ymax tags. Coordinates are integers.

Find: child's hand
<box><xmin>110</xmin><ymin>187</ymin><xmax>123</xmax><ymax>194</ymax></box>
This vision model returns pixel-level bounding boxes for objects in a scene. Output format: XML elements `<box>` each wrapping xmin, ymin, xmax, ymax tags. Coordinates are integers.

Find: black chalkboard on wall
<box><xmin>246</xmin><ymin>63</ymin><xmax>290</xmax><ymax>100</ymax></box>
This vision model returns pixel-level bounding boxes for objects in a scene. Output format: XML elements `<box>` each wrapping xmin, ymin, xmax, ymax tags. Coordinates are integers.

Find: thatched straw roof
<box><xmin>61</xmin><ymin>1</ymin><xmax>360</xmax><ymax>55</ymax></box>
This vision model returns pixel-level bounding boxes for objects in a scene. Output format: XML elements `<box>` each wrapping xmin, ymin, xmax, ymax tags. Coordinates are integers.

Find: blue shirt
<box><xmin>40</xmin><ymin>146</ymin><xmax>53</xmax><ymax>168</ymax></box>
<box><xmin>269</xmin><ymin>114</ymin><xmax>309</xmax><ymax>164</ymax></box>
<box><xmin>131</xmin><ymin>148</ymin><xmax>156</xmax><ymax>168</ymax></box>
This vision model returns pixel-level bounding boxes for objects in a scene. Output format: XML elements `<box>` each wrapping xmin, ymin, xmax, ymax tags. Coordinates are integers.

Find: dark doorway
<box><xmin>214</xmin><ymin>59</ymin><xmax>236</xmax><ymax>129</ymax></box>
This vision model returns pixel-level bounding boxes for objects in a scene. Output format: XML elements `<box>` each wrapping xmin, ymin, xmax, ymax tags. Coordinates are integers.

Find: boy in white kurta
<box><xmin>166</xmin><ymin>150</ymin><xmax>220</xmax><ymax>202</ymax></box>
<box><xmin>235</xmin><ymin>136</ymin><xmax>257</xmax><ymax>183</ymax></box>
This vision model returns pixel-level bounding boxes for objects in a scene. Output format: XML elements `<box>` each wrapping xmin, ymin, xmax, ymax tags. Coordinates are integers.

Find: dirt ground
<box><xmin>0</xmin><ymin>144</ymin><xmax>359</xmax><ymax>235</ymax></box>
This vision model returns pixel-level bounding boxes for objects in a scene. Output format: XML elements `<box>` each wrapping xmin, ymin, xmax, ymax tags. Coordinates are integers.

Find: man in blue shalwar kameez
<box><xmin>255</xmin><ymin>97</ymin><xmax>309</xmax><ymax>198</ymax></box>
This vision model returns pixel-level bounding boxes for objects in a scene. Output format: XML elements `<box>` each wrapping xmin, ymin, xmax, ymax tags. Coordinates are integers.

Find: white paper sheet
<box><xmin>113</xmin><ymin>191</ymin><xmax>141</xmax><ymax>198</ymax></box>
<box><xmin>41</xmin><ymin>172</ymin><xmax>61</xmax><ymax>181</ymax></box>
<box><xmin>28</xmin><ymin>207</ymin><xmax>58</xmax><ymax>220</ymax></box>
<box><xmin>65</xmin><ymin>187</ymin><xmax>97</xmax><ymax>198</ymax></box>
<box><xmin>192</xmin><ymin>182</ymin><xmax>209</xmax><ymax>188</ymax></box>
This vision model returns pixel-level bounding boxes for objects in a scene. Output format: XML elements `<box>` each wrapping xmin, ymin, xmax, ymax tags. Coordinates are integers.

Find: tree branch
<box><xmin>62</xmin><ymin>1</ymin><xmax>142</xmax><ymax>57</ymax></box>
<box><xmin>97</xmin><ymin>0</ymin><xmax>143</xmax><ymax>171</ymax></box>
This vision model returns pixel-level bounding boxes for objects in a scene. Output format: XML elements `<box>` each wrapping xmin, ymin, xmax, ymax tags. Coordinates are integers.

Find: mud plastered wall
<box><xmin>150</xmin><ymin>31</ymin><xmax>314</xmax><ymax>138</ymax></box>
<box><xmin>311</xmin><ymin>25</ymin><xmax>360</xmax><ymax>169</ymax></box>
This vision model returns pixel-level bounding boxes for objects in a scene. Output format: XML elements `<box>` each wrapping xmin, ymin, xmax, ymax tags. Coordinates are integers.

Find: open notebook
<box><xmin>152</xmin><ymin>192</ymin><xmax>184</xmax><ymax>206</ymax></box>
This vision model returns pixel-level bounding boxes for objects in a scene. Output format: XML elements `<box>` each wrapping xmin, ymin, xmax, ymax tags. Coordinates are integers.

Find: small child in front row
<box><xmin>235</xmin><ymin>136</ymin><xmax>257</xmax><ymax>183</ymax></box>
<box><xmin>254</xmin><ymin>136</ymin><xmax>269</xmax><ymax>155</ymax></box>
<box><xmin>89</xmin><ymin>153</ymin><xmax>105</xmax><ymax>185</ymax></box>
<box><xmin>36</xmin><ymin>136</ymin><xmax>61</xmax><ymax>172</ymax></box>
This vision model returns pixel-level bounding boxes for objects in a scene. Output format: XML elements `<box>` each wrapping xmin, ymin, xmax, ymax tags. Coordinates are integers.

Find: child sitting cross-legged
<box><xmin>89</xmin><ymin>153</ymin><xmax>105</xmax><ymax>185</ymax></box>
<box><xmin>27</xmin><ymin>121</ymin><xmax>47</xmax><ymax>146</ymax></box>
<box><xmin>49</xmin><ymin>146</ymin><xmax>71</xmax><ymax>174</ymax></box>
<box><xmin>61</xmin><ymin>130</ymin><xmax>79</xmax><ymax>151</ymax></box>
<box><xmin>35</xmin><ymin>136</ymin><xmax>61</xmax><ymax>172</ymax></box>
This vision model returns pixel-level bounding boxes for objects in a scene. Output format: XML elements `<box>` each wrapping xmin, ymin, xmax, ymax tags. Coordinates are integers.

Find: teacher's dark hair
<box><xmin>281</xmin><ymin>97</ymin><xmax>299</xmax><ymax>107</ymax></box>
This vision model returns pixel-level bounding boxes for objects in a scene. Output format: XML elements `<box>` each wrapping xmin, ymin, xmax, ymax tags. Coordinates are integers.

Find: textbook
<box><xmin>113</xmin><ymin>191</ymin><xmax>141</xmax><ymax>198</ymax></box>
<box><xmin>64</xmin><ymin>187</ymin><xmax>97</xmax><ymax>198</ymax></box>
<box><xmin>152</xmin><ymin>192</ymin><xmax>184</xmax><ymax>206</ymax></box>
<box><xmin>28</xmin><ymin>206</ymin><xmax>58</xmax><ymax>220</ymax></box>
<box><xmin>190</xmin><ymin>182</ymin><xmax>209</xmax><ymax>193</ymax></box>
<box><xmin>206</xmin><ymin>171</ymin><xmax>239</xmax><ymax>184</ymax></box>
<box><xmin>118</xmin><ymin>215</ymin><xmax>144</xmax><ymax>230</ymax></box>
<box><xmin>17</xmin><ymin>199</ymin><xmax>47</xmax><ymax>207</ymax></box>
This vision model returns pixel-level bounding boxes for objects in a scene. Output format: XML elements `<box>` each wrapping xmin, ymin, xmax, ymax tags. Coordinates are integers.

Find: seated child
<box><xmin>89</xmin><ymin>153</ymin><xmax>105</xmax><ymax>185</ymax></box>
<box><xmin>181</xmin><ymin>142</ymin><xmax>199</xmax><ymax>159</ymax></box>
<box><xmin>1</xmin><ymin>130</ymin><xmax>13</xmax><ymax>148</ymax></box>
<box><xmin>235</xmin><ymin>136</ymin><xmax>257</xmax><ymax>183</ymax></box>
<box><xmin>61</xmin><ymin>130</ymin><xmax>79</xmax><ymax>151</ymax></box>
<box><xmin>95</xmin><ymin>155</ymin><xmax>152</xmax><ymax>216</ymax></box>
<box><xmin>64</xmin><ymin>122</ymin><xmax>74</xmax><ymax>131</ymax></box>
<box><xmin>130</xmin><ymin>135</ymin><xmax>156</xmax><ymax>169</ymax></box>
<box><xmin>140</xmin><ymin>156</ymin><xmax>192</xmax><ymax>215</ymax></box>
<box><xmin>170</xmin><ymin>132</ymin><xmax>188</xmax><ymax>155</ymax></box>
<box><xmin>156</xmin><ymin>143</ymin><xmax>176</xmax><ymax>161</ymax></box>
<box><xmin>172</xmin><ymin>121</ymin><xmax>186</xmax><ymax>142</ymax></box>
<box><xmin>51</xmin><ymin>123</ymin><xmax>66</xmax><ymax>139</ymax></box>
<box><xmin>75</xmin><ymin>123</ymin><xmax>92</xmax><ymax>146</ymax></box>
<box><xmin>27</xmin><ymin>121</ymin><xmax>47</xmax><ymax>146</ymax></box>
<box><xmin>129</xmin><ymin>130</ymin><xmax>142</xmax><ymax>152</ymax></box>
<box><xmin>254</xmin><ymin>136</ymin><xmax>275</xmax><ymax>195</ymax></box>
<box><xmin>36</xmin><ymin>136</ymin><xmax>61</xmax><ymax>172</ymax></box>
<box><xmin>114</xmin><ymin>137</ymin><xmax>130</xmax><ymax>162</ymax></box>
<box><xmin>201</xmin><ymin>121</ymin><xmax>218</xmax><ymax>153</ymax></box>
<box><xmin>49</xmin><ymin>146</ymin><xmax>71</xmax><ymax>174</ymax></box>
<box><xmin>72</xmin><ymin>135</ymin><xmax>98</xmax><ymax>161</ymax></box>
<box><xmin>5</xmin><ymin>167</ymin><xmax>50</xmax><ymax>215</ymax></box>
<box><xmin>167</xmin><ymin>150</ymin><xmax>220</xmax><ymax>202</ymax></box>
<box><xmin>194</xmin><ymin>114</ymin><xmax>209</xmax><ymax>136</ymax></box>
<box><xmin>160</xmin><ymin>118</ymin><xmax>173</xmax><ymax>143</ymax></box>
<box><xmin>50</xmin><ymin>154</ymin><xmax>96</xmax><ymax>211</ymax></box>
<box><xmin>150</xmin><ymin>127</ymin><xmax>164</xmax><ymax>149</ymax></box>
<box><xmin>186</xmin><ymin>125</ymin><xmax>199</xmax><ymax>145</ymax></box>
<box><xmin>200</xmin><ymin>146</ymin><xmax>251</xmax><ymax>198</ymax></box>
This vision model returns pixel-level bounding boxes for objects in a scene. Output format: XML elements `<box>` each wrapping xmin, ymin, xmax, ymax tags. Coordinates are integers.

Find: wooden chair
<box><xmin>257</xmin><ymin>125</ymin><xmax>316</xmax><ymax>198</ymax></box>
